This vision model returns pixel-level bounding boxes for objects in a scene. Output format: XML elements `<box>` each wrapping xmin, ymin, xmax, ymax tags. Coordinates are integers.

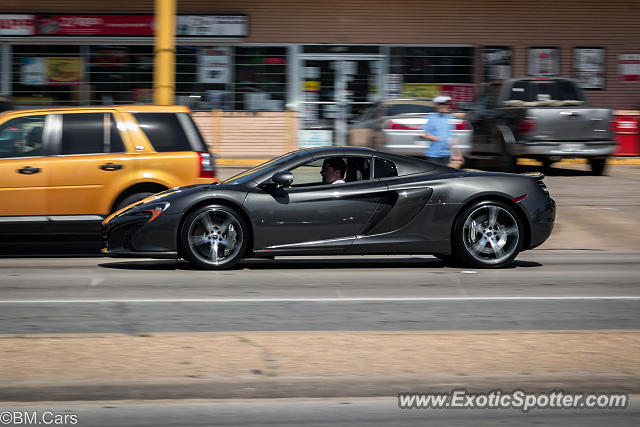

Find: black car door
<box><xmin>244</xmin><ymin>156</ymin><xmax>388</xmax><ymax>253</ymax></box>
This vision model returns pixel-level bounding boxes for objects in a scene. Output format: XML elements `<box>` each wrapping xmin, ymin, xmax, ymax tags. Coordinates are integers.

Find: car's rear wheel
<box><xmin>452</xmin><ymin>200</ymin><xmax>523</xmax><ymax>268</ymax></box>
<box><xmin>180</xmin><ymin>204</ymin><xmax>248</xmax><ymax>270</ymax></box>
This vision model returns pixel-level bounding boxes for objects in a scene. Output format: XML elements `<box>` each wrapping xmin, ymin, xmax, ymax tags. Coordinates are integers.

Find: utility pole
<box><xmin>153</xmin><ymin>0</ymin><xmax>176</xmax><ymax>105</ymax></box>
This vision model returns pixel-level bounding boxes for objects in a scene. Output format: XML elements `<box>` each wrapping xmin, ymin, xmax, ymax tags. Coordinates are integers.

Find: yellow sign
<box><xmin>48</xmin><ymin>57</ymin><xmax>83</xmax><ymax>85</ymax></box>
<box><xmin>402</xmin><ymin>83</ymin><xmax>440</xmax><ymax>98</ymax></box>
<box><xmin>303</xmin><ymin>81</ymin><xmax>320</xmax><ymax>92</ymax></box>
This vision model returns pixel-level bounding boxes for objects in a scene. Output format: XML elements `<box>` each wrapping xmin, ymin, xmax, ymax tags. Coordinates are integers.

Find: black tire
<box><xmin>452</xmin><ymin>200</ymin><xmax>523</xmax><ymax>268</ymax></box>
<box><xmin>589</xmin><ymin>158</ymin><xmax>607</xmax><ymax>176</ymax></box>
<box><xmin>113</xmin><ymin>192</ymin><xmax>154</xmax><ymax>212</ymax></box>
<box><xmin>180</xmin><ymin>204</ymin><xmax>249</xmax><ymax>270</ymax></box>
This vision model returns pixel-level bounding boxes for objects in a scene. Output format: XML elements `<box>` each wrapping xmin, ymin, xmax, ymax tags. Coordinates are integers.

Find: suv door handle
<box><xmin>100</xmin><ymin>163</ymin><xmax>123</xmax><ymax>171</ymax></box>
<box><xmin>17</xmin><ymin>167</ymin><xmax>41</xmax><ymax>175</ymax></box>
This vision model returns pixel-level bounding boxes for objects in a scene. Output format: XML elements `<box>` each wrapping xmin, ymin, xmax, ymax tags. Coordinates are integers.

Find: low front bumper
<box><xmin>102</xmin><ymin>212</ymin><xmax>181</xmax><ymax>258</ymax></box>
<box><xmin>513</xmin><ymin>140</ymin><xmax>617</xmax><ymax>158</ymax></box>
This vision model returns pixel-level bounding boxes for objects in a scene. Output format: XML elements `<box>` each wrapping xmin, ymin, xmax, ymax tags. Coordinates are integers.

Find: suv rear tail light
<box><xmin>517</xmin><ymin>117</ymin><xmax>537</xmax><ymax>133</ymax></box>
<box><xmin>384</xmin><ymin>120</ymin><xmax>421</xmax><ymax>130</ymax></box>
<box><xmin>197</xmin><ymin>151</ymin><xmax>216</xmax><ymax>179</ymax></box>
<box><xmin>455</xmin><ymin>120</ymin><xmax>471</xmax><ymax>130</ymax></box>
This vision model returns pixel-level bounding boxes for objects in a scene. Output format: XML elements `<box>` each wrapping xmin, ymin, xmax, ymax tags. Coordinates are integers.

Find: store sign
<box><xmin>574</xmin><ymin>48</ymin><xmax>605</xmax><ymax>89</ymax></box>
<box><xmin>298</xmin><ymin>129</ymin><xmax>333</xmax><ymax>148</ymax></box>
<box><xmin>619</xmin><ymin>54</ymin><xmax>640</xmax><ymax>82</ymax></box>
<box><xmin>198</xmin><ymin>47</ymin><xmax>231</xmax><ymax>84</ymax></box>
<box><xmin>483</xmin><ymin>46</ymin><xmax>512</xmax><ymax>82</ymax></box>
<box><xmin>0</xmin><ymin>14</ymin><xmax>35</xmax><ymax>35</ymax></box>
<box><xmin>178</xmin><ymin>15</ymin><xmax>247</xmax><ymax>37</ymax></box>
<box><xmin>528</xmin><ymin>47</ymin><xmax>559</xmax><ymax>77</ymax></box>
<box><xmin>34</xmin><ymin>15</ymin><xmax>155</xmax><ymax>36</ymax></box>
<box><xmin>0</xmin><ymin>14</ymin><xmax>247</xmax><ymax>37</ymax></box>
<box><xmin>47</xmin><ymin>57</ymin><xmax>83</xmax><ymax>85</ymax></box>
<box><xmin>21</xmin><ymin>57</ymin><xmax>46</xmax><ymax>85</ymax></box>
<box><xmin>402</xmin><ymin>83</ymin><xmax>474</xmax><ymax>108</ymax></box>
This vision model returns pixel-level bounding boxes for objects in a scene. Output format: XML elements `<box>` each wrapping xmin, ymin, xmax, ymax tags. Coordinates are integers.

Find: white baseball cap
<box><xmin>433</xmin><ymin>95</ymin><xmax>452</xmax><ymax>105</ymax></box>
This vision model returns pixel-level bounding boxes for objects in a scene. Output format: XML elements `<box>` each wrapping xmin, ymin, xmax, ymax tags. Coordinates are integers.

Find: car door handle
<box><xmin>100</xmin><ymin>163</ymin><xmax>123</xmax><ymax>171</ymax></box>
<box><xmin>17</xmin><ymin>167</ymin><xmax>41</xmax><ymax>175</ymax></box>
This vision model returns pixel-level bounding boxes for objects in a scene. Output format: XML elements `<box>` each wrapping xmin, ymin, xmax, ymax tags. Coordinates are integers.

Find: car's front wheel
<box><xmin>452</xmin><ymin>200</ymin><xmax>523</xmax><ymax>268</ymax></box>
<box><xmin>180</xmin><ymin>204</ymin><xmax>249</xmax><ymax>270</ymax></box>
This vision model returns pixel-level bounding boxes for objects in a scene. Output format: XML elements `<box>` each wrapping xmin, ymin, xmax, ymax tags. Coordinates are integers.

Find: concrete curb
<box><xmin>2</xmin><ymin>374</ymin><xmax>639</xmax><ymax>402</ymax></box>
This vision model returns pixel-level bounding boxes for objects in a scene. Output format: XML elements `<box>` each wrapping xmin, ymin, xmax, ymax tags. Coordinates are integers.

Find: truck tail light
<box><xmin>517</xmin><ymin>117</ymin><xmax>537</xmax><ymax>133</ymax></box>
<box><xmin>455</xmin><ymin>120</ymin><xmax>471</xmax><ymax>130</ymax></box>
<box><xmin>384</xmin><ymin>120</ymin><xmax>421</xmax><ymax>130</ymax></box>
<box><xmin>197</xmin><ymin>151</ymin><xmax>216</xmax><ymax>179</ymax></box>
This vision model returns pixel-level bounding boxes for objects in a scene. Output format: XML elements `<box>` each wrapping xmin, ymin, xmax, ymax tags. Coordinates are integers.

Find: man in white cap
<box><xmin>422</xmin><ymin>95</ymin><xmax>463</xmax><ymax>166</ymax></box>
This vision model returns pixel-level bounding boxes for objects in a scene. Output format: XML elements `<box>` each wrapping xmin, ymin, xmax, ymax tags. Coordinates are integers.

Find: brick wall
<box><xmin>192</xmin><ymin>111</ymin><xmax>296</xmax><ymax>158</ymax></box>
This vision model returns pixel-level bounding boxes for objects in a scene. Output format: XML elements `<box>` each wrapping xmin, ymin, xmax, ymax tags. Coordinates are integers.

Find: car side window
<box><xmin>289</xmin><ymin>156</ymin><xmax>371</xmax><ymax>187</ymax></box>
<box><xmin>60</xmin><ymin>113</ymin><xmax>105</xmax><ymax>155</ymax></box>
<box><xmin>0</xmin><ymin>116</ymin><xmax>46</xmax><ymax>158</ymax></box>
<box><xmin>374</xmin><ymin>157</ymin><xmax>398</xmax><ymax>178</ymax></box>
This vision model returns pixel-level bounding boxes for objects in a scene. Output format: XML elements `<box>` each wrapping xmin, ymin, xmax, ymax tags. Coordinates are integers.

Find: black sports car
<box><xmin>102</xmin><ymin>147</ymin><xmax>555</xmax><ymax>269</ymax></box>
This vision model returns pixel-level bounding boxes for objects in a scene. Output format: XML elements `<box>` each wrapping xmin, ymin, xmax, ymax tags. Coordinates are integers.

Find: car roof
<box><xmin>380</xmin><ymin>98</ymin><xmax>435</xmax><ymax>106</ymax></box>
<box><xmin>0</xmin><ymin>104</ymin><xmax>191</xmax><ymax>119</ymax></box>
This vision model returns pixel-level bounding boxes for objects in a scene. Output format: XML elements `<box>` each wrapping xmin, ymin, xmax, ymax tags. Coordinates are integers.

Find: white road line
<box><xmin>0</xmin><ymin>296</ymin><xmax>639</xmax><ymax>304</ymax></box>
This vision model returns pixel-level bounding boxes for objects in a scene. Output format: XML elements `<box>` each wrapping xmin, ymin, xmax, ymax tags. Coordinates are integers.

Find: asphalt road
<box><xmin>0</xmin><ymin>251</ymin><xmax>638</xmax><ymax>334</ymax></box>
<box><xmin>4</xmin><ymin>398</ymin><xmax>638</xmax><ymax>427</ymax></box>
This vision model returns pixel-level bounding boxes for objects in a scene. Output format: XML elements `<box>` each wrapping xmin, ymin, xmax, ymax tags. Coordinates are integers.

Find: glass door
<box><xmin>300</xmin><ymin>58</ymin><xmax>381</xmax><ymax>147</ymax></box>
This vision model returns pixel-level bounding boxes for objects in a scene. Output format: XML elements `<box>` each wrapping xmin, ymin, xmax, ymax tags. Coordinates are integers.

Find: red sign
<box><xmin>0</xmin><ymin>14</ymin><xmax>35</xmax><ymax>35</ymax></box>
<box><xmin>34</xmin><ymin>15</ymin><xmax>155</xmax><ymax>36</ymax></box>
<box><xmin>439</xmin><ymin>84</ymin><xmax>476</xmax><ymax>109</ymax></box>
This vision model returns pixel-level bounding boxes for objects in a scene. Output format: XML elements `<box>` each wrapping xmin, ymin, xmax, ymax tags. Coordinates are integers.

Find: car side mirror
<box><xmin>271</xmin><ymin>171</ymin><xmax>294</xmax><ymax>187</ymax></box>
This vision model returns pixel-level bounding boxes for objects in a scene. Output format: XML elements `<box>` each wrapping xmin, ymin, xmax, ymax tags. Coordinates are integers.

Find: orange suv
<box><xmin>0</xmin><ymin>105</ymin><xmax>217</xmax><ymax>235</ymax></box>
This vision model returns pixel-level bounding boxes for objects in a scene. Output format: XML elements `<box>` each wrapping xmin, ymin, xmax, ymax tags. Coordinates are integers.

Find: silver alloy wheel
<box><xmin>462</xmin><ymin>204</ymin><xmax>519</xmax><ymax>265</ymax></box>
<box><xmin>187</xmin><ymin>208</ymin><xmax>243</xmax><ymax>266</ymax></box>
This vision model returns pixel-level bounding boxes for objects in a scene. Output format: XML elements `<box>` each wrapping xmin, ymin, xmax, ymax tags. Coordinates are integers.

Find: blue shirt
<box><xmin>423</xmin><ymin>113</ymin><xmax>453</xmax><ymax>158</ymax></box>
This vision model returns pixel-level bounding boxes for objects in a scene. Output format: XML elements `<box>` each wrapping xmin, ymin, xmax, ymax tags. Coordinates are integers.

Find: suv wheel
<box><xmin>452</xmin><ymin>200</ymin><xmax>523</xmax><ymax>268</ymax></box>
<box><xmin>114</xmin><ymin>192</ymin><xmax>154</xmax><ymax>212</ymax></box>
<box><xmin>180</xmin><ymin>205</ymin><xmax>248</xmax><ymax>270</ymax></box>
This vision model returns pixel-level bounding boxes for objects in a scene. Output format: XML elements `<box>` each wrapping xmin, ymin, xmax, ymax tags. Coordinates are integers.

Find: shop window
<box><xmin>389</xmin><ymin>46</ymin><xmax>474</xmax><ymax>85</ymax></box>
<box><xmin>233</xmin><ymin>46</ymin><xmax>287</xmax><ymax>111</ymax></box>
<box><xmin>88</xmin><ymin>45</ymin><xmax>154</xmax><ymax>105</ymax></box>
<box><xmin>11</xmin><ymin>45</ymin><xmax>83</xmax><ymax>107</ymax></box>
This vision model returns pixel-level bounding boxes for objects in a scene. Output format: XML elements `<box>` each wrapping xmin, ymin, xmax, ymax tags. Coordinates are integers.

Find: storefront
<box><xmin>0</xmin><ymin>1</ymin><xmax>638</xmax><ymax>154</ymax></box>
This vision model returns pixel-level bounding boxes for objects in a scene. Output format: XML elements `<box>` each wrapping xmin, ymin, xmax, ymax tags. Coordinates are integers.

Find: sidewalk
<box><xmin>2</xmin><ymin>330</ymin><xmax>639</xmax><ymax>401</ymax></box>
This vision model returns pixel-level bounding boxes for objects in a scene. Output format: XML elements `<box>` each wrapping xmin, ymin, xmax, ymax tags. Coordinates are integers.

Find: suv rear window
<box><xmin>133</xmin><ymin>113</ymin><xmax>204</xmax><ymax>152</ymax></box>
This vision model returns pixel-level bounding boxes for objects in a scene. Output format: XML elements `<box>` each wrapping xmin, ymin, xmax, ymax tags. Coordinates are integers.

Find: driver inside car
<box><xmin>320</xmin><ymin>158</ymin><xmax>347</xmax><ymax>184</ymax></box>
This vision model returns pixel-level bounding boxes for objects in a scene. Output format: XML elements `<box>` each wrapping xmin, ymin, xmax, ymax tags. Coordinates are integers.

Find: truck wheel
<box><xmin>589</xmin><ymin>158</ymin><xmax>606</xmax><ymax>176</ymax></box>
<box><xmin>498</xmin><ymin>141</ymin><xmax>517</xmax><ymax>172</ymax></box>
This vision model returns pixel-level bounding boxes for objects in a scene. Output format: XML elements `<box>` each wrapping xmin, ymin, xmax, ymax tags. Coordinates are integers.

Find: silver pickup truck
<box><xmin>465</xmin><ymin>78</ymin><xmax>615</xmax><ymax>175</ymax></box>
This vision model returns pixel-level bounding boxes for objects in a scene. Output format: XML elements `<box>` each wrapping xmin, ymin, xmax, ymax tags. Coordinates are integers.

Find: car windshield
<box><xmin>386</xmin><ymin>104</ymin><xmax>436</xmax><ymax>116</ymax></box>
<box><xmin>222</xmin><ymin>151</ymin><xmax>301</xmax><ymax>185</ymax></box>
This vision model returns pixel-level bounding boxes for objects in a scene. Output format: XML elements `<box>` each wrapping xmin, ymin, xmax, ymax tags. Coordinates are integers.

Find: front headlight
<box><xmin>131</xmin><ymin>201</ymin><xmax>171</xmax><ymax>223</ymax></box>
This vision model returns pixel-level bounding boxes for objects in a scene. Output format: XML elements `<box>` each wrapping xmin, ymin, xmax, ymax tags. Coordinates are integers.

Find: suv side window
<box><xmin>109</xmin><ymin>115</ymin><xmax>125</xmax><ymax>153</ymax></box>
<box><xmin>0</xmin><ymin>116</ymin><xmax>46</xmax><ymax>158</ymax></box>
<box><xmin>133</xmin><ymin>113</ymin><xmax>194</xmax><ymax>152</ymax></box>
<box><xmin>374</xmin><ymin>157</ymin><xmax>398</xmax><ymax>178</ymax></box>
<box><xmin>60</xmin><ymin>113</ymin><xmax>105</xmax><ymax>155</ymax></box>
